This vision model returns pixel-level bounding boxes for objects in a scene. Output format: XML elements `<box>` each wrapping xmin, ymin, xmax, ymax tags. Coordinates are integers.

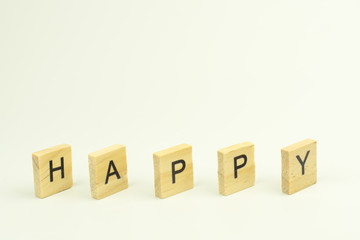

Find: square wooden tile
<box><xmin>32</xmin><ymin>144</ymin><xmax>73</xmax><ymax>198</ymax></box>
<box><xmin>281</xmin><ymin>139</ymin><xmax>317</xmax><ymax>194</ymax></box>
<box><xmin>217</xmin><ymin>142</ymin><xmax>255</xmax><ymax>196</ymax></box>
<box><xmin>153</xmin><ymin>143</ymin><xmax>193</xmax><ymax>199</ymax></box>
<box><xmin>88</xmin><ymin>144</ymin><xmax>128</xmax><ymax>199</ymax></box>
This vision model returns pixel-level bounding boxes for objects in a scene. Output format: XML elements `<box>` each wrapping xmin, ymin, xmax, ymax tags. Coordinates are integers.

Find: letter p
<box><xmin>172</xmin><ymin>159</ymin><xmax>186</xmax><ymax>184</ymax></box>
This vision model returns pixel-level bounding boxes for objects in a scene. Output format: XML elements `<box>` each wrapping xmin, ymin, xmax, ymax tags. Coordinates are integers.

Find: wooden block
<box><xmin>217</xmin><ymin>142</ymin><xmax>255</xmax><ymax>196</ymax></box>
<box><xmin>32</xmin><ymin>144</ymin><xmax>73</xmax><ymax>198</ymax></box>
<box><xmin>153</xmin><ymin>143</ymin><xmax>193</xmax><ymax>199</ymax></box>
<box><xmin>88</xmin><ymin>144</ymin><xmax>128</xmax><ymax>199</ymax></box>
<box><xmin>281</xmin><ymin>139</ymin><xmax>317</xmax><ymax>194</ymax></box>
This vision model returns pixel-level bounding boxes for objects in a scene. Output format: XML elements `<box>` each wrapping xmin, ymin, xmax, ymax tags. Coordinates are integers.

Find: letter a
<box><xmin>105</xmin><ymin>160</ymin><xmax>121</xmax><ymax>184</ymax></box>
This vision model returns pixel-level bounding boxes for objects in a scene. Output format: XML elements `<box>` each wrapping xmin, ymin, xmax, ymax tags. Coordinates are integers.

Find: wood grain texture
<box><xmin>281</xmin><ymin>139</ymin><xmax>317</xmax><ymax>194</ymax></box>
<box><xmin>88</xmin><ymin>144</ymin><xmax>128</xmax><ymax>199</ymax></box>
<box><xmin>218</xmin><ymin>142</ymin><xmax>255</xmax><ymax>196</ymax></box>
<box><xmin>153</xmin><ymin>143</ymin><xmax>193</xmax><ymax>199</ymax></box>
<box><xmin>32</xmin><ymin>144</ymin><xmax>73</xmax><ymax>198</ymax></box>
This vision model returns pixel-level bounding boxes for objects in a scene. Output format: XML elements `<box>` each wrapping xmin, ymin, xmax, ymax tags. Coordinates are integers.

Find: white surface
<box><xmin>1</xmin><ymin>1</ymin><xmax>359</xmax><ymax>239</ymax></box>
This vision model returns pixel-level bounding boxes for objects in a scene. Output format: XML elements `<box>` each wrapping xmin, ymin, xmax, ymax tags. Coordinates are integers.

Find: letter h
<box><xmin>49</xmin><ymin>157</ymin><xmax>65</xmax><ymax>182</ymax></box>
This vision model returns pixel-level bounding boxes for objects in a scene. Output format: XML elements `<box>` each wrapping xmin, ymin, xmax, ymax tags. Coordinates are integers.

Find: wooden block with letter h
<box><xmin>153</xmin><ymin>143</ymin><xmax>194</xmax><ymax>199</ymax></box>
<box><xmin>218</xmin><ymin>142</ymin><xmax>255</xmax><ymax>196</ymax></box>
<box><xmin>32</xmin><ymin>144</ymin><xmax>73</xmax><ymax>198</ymax></box>
<box><xmin>88</xmin><ymin>144</ymin><xmax>128</xmax><ymax>199</ymax></box>
<box><xmin>281</xmin><ymin>139</ymin><xmax>317</xmax><ymax>194</ymax></box>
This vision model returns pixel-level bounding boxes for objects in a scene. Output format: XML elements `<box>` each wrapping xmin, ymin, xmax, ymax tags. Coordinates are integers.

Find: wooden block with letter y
<box><xmin>281</xmin><ymin>139</ymin><xmax>317</xmax><ymax>194</ymax></box>
<box><xmin>153</xmin><ymin>143</ymin><xmax>194</xmax><ymax>199</ymax></box>
<box><xmin>88</xmin><ymin>144</ymin><xmax>128</xmax><ymax>199</ymax></box>
<box><xmin>218</xmin><ymin>142</ymin><xmax>255</xmax><ymax>196</ymax></box>
<box><xmin>32</xmin><ymin>144</ymin><xmax>73</xmax><ymax>198</ymax></box>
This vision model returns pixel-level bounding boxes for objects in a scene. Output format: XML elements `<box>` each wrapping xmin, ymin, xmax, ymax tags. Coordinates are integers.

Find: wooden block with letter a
<box><xmin>281</xmin><ymin>139</ymin><xmax>317</xmax><ymax>194</ymax></box>
<box><xmin>88</xmin><ymin>144</ymin><xmax>128</xmax><ymax>199</ymax></box>
<box><xmin>32</xmin><ymin>144</ymin><xmax>73</xmax><ymax>198</ymax></box>
<box><xmin>217</xmin><ymin>142</ymin><xmax>255</xmax><ymax>196</ymax></box>
<box><xmin>153</xmin><ymin>143</ymin><xmax>194</xmax><ymax>199</ymax></box>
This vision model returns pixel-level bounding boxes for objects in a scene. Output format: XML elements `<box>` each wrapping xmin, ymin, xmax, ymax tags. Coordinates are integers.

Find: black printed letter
<box><xmin>172</xmin><ymin>160</ymin><xmax>186</xmax><ymax>184</ymax></box>
<box><xmin>105</xmin><ymin>160</ymin><xmax>121</xmax><ymax>184</ymax></box>
<box><xmin>234</xmin><ymin>154</ymin><xmax>247</xmax><ymax>179</ymax></box>
<box><xmin>49</xmin><ymin>157</ymin><xmax>65</xmax><ymax>182</ymax></box>
<box><xmin>296</xmin><ymin>150</ymin><xmax>310</xmax><ymax>175</ymax></box>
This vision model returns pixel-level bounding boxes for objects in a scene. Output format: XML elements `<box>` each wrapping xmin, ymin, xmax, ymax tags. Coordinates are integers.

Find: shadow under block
<box><xmin>88</xmin><ymin>144</ymin><xmax>128</xmax><ymax>199</ymax></box>
<box><xmin>32</xmin><ymin>144</ymin><xmax>73</xmax><ymax>198</ymax></box>
<box><xmin>281</xmin><ymin>139</ymin><xmax>317</xmax><ymax>195</ymax></box>
<box><xmin>153</xmin><ymin>143</ymin><xmax>194</xmax><ymax>199</ymax></box>
<box><xmin>217</xmin><ymin>142</ymin><xmax>255</xmax><ymax>196</ymax></box>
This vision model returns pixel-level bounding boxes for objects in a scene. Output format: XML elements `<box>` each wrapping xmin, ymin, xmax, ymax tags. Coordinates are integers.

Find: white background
<box><xmin>1</xmin><ymin>1</ymin><xmax>359</xmax><ymax>239</ymax></box>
